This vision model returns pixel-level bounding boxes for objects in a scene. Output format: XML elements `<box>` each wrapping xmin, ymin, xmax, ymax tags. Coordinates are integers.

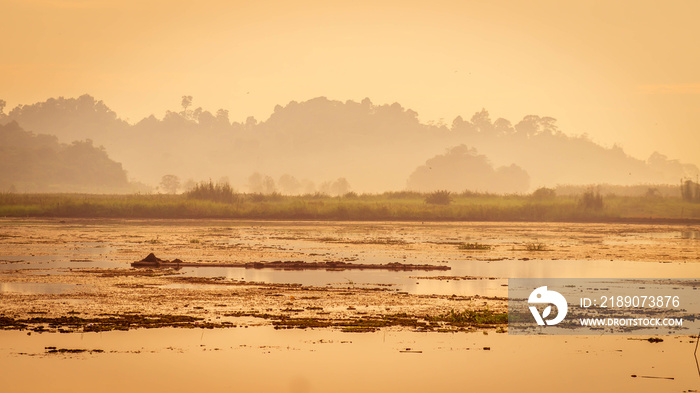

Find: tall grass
<box><xmin>425</xmin><ymin>190</ymin><xmax>452</xmax><ymax>205</ymax></box>
<box><xmin>579</xmin><ymin>190</ymin><xmax>604</xmax><ymax>210</ymax></box>
<box><xmin>185</xmin><ymin>180</ymin><xmax>239</xmax><ymax>204</ymax></box>
<box><xmin>0</xmin><ymin>191</ymin><xmax>699</xmax><ymax>221</ymax></box>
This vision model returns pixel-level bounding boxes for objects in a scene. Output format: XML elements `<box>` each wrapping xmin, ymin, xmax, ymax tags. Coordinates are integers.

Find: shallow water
<box><xmin>174</xmin><ymin>258</ymin><xmax>700</xmax><ymax>297</ymax></box>
<box><xmin>2</xmin><ymin>219</ymin><xmax>699</xmax><ymax>297</ymax></box>
<box><xmin>0</xmin><ymin>241</ymin><xmax>121</xmax><ymax>271</ymax></box>
<box><xmin>1</xmin><ymin>219</ymin><xmax>699</xmax><ymax>392</ymax></box>
<box><xmin>0</xmin><ymin>282</ymin><xmax>80</xmax><ymax>294</ymax></box>
<box><xmin>0</xmin><ymin>327</ymin><xmax>697</xmax><ymax>393</ymax></box>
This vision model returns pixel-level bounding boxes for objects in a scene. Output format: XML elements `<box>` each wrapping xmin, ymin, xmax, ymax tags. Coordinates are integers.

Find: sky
<box><xmin>2</xmin><ymin>0</ymin><xmax>699</xmax><ymax>167</ymax></box>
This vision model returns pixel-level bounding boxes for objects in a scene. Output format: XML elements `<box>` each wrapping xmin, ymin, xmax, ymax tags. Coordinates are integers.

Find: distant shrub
<box><xmin>556</xmin><ymin>184</ymin><xmax>680</xmax><ymax>198</ymax></box>
<box><xmin>431</xmin><ymin>309</ymin><xmax>508</xmax><ymax>325</ymax></box>
<box><xmin>247</xmin><ymin>192</ymin><xmax>283</xmax><ymax>202</ymax></box>
<box><xmin>579</xmin><ymin>190</ymin><xmax>603</xmax><ymax>210</ymax></box>
<box><xmin>425</xmin><ymin>190</ymin><xmax>452</xmax><ymax>205</ymax></box>
<box><xmin>185</xmin><ymin>180</ymin><xmax>238</xmax><ymax>203</ymax></box>
<box><xmin>531</xmin><ymin>187</ymin><xmax>556</xmax><ymax>200</ymax></box>
<box><xmin>383</xmin><ymin>191</ymin><xmax>422</xmax><ymax>199</ymax></box>
<box><xmin>644</xmin><ymin>187</ymin><xmax>661</xmax><ymax>199</ymax></box>
<box><xmin>459</xmin><ymin>190</ymin><xmax>492</xmax><ymax>197</ymax></box>
<box><xmin>302</xmin><ymin>192</ymin><xmax>330</xmax><ymax>199</ymax></box>
<box><xmin>248</xmin><ymin>193</ymin><xmax>266</xmax><ymax>202</ymax></box>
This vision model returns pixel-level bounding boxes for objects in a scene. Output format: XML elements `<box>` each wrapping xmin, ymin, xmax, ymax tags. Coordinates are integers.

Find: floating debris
<box><xmin>132</xmin><ymin>253</ymin><xmax>450</xmax><ymax>271</ymax></box>
<box><xmin>630</xmin><ymin>374</ymin><xmax>674</xmax><ymax>380</ymax></box>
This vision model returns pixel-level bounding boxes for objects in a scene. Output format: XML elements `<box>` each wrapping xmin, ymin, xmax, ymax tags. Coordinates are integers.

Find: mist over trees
<box><xmin>159</xmin><ymin>175</ymin><xmax>181</xmax><ymax>194</ymax></box>
<box><xmin>0</xmin><ymin>121</ymin><xmax>134</xmax><ymax>192</ymax></box>
<box><xmin>449</xmin><ymin>111</ymin><xmax>699</xmax><ymax>187</ymax></box>
<box><xmin>1</xmin><ymin>94</ymin><xmax>698</xmax><ymax>194</ymax></box>
<box><xmin>3</xmin><ymin>95</ymin><xmax>129</xmax><ymax>144</ymax></box>
<box><xmin>407</xmin><ymin>145</ymin><xmax>530</xmax><ymax>193</ymax></box>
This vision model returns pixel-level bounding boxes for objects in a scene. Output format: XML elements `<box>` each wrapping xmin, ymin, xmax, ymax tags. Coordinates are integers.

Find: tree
<box><xmin>160</xmin><ymin>174</ymin><xmax>180</xmax><ymax>194</ymax></box>
<box><xmin>248</xmin><ymin>172</ymin><xmax>263</xmax><ymax>193</ymax></box>
<box><xmin>278</xmin><ymin>174</ymin><xmax>301</xmax><ymax>195</ymax></box>
<box><xmin>515</xmin><ymin>115</ymin><xmax>559</xmax><ymax>137</ymax></box>
<box><xmin>0</xmin><ymin>99</ymin><xmax>6</xmax><ymax>118</ymax></box>
<box><xmin>300</xmin><ymin>179</ymin><xmax>316</xmax><ymax>194</ymax></box>
<box><xmin>330</xmin><ymin>177</ymin><xmax>350</xmax><ymax>196</ymax></box>
<box><xmin>531</xmin><ymin>187</ymin><xmax>556</xmax><ymax>200</ymax></box>
<box><xmin>248</xmin><ymin>172</ymin><xmax>276</xmax><ymax>194</ymax></box>
<box><xmin>493</xmin><ymin>118</ymin><xmax>514</xmax><ymax>136</ymax></box>
<box><xmin>245</xmin><ymin>116</ymin><xmax>258</xmax><ymax>129</ymax></box>
<box><xmin>216</xmin><ymin>109</ymin><xmax>230</xmax><ymax>126</ymax></box>
<box><xmin>681</xmin><ymin>179</ymin><xmax>700</xmax><ymax>202</ymax></box>
<box><xmin>262</xmin><ymin>177</ymin><xmax>276</xmax><ymax>194</ymax></box>
<box><xmin>180</xmin><ymin>95</ymin><xmax>193</xmax><ymax>119</ymax></box>
<box><xmin>470</xmin><ymin>109</ymin><xmax>494</xmax><ymax>134</ymax></box>
<box><xmin>182</xmin><ymin>178</ymin><xmax>196</xmax><ymax>192</ymax></box>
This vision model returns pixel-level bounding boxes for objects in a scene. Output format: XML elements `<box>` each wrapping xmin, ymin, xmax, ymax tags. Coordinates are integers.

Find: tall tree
<box><xmin>160</xmin><ymin>174</ymin><xmax>181</xmax><ymax>194</ymax></box>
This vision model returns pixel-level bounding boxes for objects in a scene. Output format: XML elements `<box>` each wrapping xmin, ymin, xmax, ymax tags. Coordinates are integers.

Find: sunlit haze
<box><xmin>2</xmin><ymin>2</ymin><xmax>700</xmax><ymax>391</ymax></box>
<box><xmin>2</xmin><ymin>0</ymin><xmax>700</xmax><ymax>192</ymax></box>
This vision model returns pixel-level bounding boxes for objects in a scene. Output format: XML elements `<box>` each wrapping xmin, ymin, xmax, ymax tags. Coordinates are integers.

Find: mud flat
<box><xmin>0</xmin><ymin>264</ymin><xmax>506</xmax><ymax>334</ymax></box>
<box><xmin>0</xmin><ymin>219</ymin><xmax>698</xmax><ymax>392</ymax></box>
<box><xmin>132</xmin><ymin>253</ymin><xmax>451</xmax><ymax>271</ymax></box>
<box><xmin>1</xmin><ymin>219</ymin><xmax>698</xmax><ymax>329</ymax></box>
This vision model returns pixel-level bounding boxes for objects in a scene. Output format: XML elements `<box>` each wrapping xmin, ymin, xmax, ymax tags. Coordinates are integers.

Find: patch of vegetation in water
<box><xmin>429</xmin><ymin>309</ymin><xmax>508</xmax><ymax>326</ymax></box>
<box><xmin>45</xmin><ymin>347</ymin><xmax>104</xmax><ymax>354</ymax></box>
<box><xmin>458</xmin><ymin>242</ymin><xmax>492</xmax><ymax>250</ymax></box>
<box><xmin>229</xmin><ymin>309</ymin><xmax>506</xmax><ymax>333</ymax></box>
<box><xmin>525</xmin><ymin>242</ymin><xmax>548</xmax><ymax>251</ymax></box>
<box><xmin>0</xmin><ymin>314</ymin><xmax>234</xmax><ymax>333</ymax></box>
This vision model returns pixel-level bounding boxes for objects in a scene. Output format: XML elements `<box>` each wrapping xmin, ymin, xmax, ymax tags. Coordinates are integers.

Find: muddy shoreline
<box><xmin>0</xmin><ymin>267</ymin><xmax>507</xmax><ymax>334</ymax></box>
<box><xmin>1</xmin><ymin>219</ymin><xmax>697</xmax><ymax>336</ymax></box>
<box><xmin>132</xmin><ymin>253</ymin><xmax>451</xmax><ymax>271</ymax></box>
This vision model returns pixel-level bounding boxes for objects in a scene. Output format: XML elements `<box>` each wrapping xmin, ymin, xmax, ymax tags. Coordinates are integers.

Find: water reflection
<box><xmin>0</xmin><ymin>243</ymin><xmax>121</xmax><ymax>271</ymax></box>
<box><xmin>680</xmin><ymin>231</ymin><xmax>700</xmax><ymax>240</ymax></box>
<box><xmin>0</xmin><ymin>327</ymin><xmax>695</xmax><ymax>393</ymax></box>
<box><xmin>0</xmin><ymin>282</ymin><xmax>79</xmax><ymax>294</ymax></box>
<box><xmin>175</xmin><ymin>259</ymin><xmax>700</xmax><ymax>298</ymax></box>
<box><xmin>0</xmin><ymin>259</ymin><xmax>128</xmax><ymax>271</ymax></box>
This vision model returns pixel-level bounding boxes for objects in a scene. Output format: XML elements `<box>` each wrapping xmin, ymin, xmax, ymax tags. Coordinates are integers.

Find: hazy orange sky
<box><xmin>3</xmin><ymin>0</ymin><xmax>699</xmax><ymax>167</ymax></box>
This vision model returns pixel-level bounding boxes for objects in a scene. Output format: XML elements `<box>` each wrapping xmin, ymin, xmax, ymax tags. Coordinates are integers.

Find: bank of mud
<box><xmin>1</xmin><ymin>219</ymin><xmax>697</xmax><ymax>335</ymax></box>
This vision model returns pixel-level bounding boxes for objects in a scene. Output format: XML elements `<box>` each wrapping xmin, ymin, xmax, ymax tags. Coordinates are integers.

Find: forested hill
<box><xmin>1</xmin><ymin>95</ymin><xmax>697</xmax><ymax>193</ymax></box>
<box><xmin>0</xmin><ymin>121</ymin><xmax>133</xmax><ymax>193</ymax></box>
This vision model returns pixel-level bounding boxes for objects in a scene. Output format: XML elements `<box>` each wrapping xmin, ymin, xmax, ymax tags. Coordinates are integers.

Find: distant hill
<box><xmin>407</xmin><ymin>145</ymin><xmax>530</xmax><ymax>193</ymax></box>
<box><xmin>0</xmin><ymin>121</ymin><xmax>135</xmax><ymax>193</ymax></box>
<box><xmin>1</xmin><ymin>95</ymin><xmax>698</xmax><ymax>193</ymax></box>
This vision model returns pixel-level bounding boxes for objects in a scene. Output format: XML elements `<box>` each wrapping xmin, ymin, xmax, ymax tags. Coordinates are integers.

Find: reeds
<box><xmin>0</xmin><ymin>191</ymin><xmax>699</xmax><ymax>221</ymax></box>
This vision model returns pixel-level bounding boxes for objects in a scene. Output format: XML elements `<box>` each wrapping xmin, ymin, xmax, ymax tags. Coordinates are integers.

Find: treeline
<box><xmin>2</xmin><ymin>95</ymin><xmax>698</xmax><ymax>193</ymax></box>
<box><xmin>0</xmin><ymin>122</ymin><xmax>141</xmax><ymax>193</ymax></box>
<box><xmin>159</xmin><ymin>174</ymin><xmax>352</xmax><ymax>196</ymax></box>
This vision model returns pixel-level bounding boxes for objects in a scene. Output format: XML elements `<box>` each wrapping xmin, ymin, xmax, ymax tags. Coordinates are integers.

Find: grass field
<box><xmin>1</xmin><ymin>191</ymin><xmax>699</xmax><ymax>222</ymax></box>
